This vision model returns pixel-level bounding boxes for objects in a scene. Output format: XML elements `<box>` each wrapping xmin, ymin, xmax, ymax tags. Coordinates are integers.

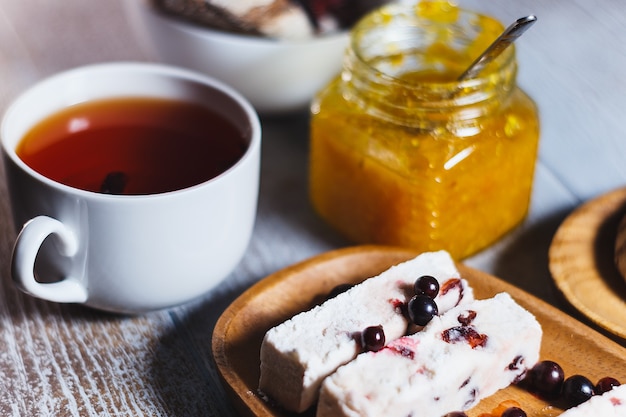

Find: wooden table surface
<box><xmin>1</xmin><ymin>0</ymin><xmax>626</xmax><ymax>415</ymax></box>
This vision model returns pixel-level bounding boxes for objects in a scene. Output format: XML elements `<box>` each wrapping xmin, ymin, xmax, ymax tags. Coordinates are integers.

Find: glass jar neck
<box><xmin>341</xmin><ymin>3</ymin><xmax>518</xmax><ymax>128</ymax></box>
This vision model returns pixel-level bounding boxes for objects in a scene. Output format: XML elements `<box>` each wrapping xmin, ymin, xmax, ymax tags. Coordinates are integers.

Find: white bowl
<box><xmin>123</xmin><ymin>0</ymin><xmax>350</xmax><ymax>115</ymax></box>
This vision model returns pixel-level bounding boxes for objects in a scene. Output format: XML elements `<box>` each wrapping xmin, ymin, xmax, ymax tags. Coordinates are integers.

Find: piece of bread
<box><xmin>317</xmin><ymin>293</ymin><xmax>542</xmax><ymax>417</ymax></box>
<box><xmin>258</xmin><ymin>251</ymin><xmax>474</xmax><ymax>412</ymax></box>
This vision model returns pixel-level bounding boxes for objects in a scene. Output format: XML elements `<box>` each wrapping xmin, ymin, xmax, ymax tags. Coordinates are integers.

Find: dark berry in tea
<box><xmin>100</xmin><ymin>171</ymin><xmax>128</xmax><ymax>195</ymax></box>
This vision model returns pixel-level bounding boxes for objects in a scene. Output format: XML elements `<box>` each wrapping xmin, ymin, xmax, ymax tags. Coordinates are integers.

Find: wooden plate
<box><xmin>212</xmin><ymin>245</ymin><xmax>626</xmax><ymax>417</ymax></box>
<box><xmin>549</xmin><ymin>187</ymin><xmax>626</xmax><ymax>340</ymax></box>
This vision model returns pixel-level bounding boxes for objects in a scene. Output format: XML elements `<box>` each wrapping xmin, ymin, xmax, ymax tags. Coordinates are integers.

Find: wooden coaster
<box><xmin>549</xmin><ymin>187</ymin><xmax>626</xmax><ymax>340</ymax></box>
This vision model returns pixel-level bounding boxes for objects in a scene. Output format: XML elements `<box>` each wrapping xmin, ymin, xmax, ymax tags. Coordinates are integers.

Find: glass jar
<box><xmin>309</xmin><ymin>2</ymin><xmax>540</xmax><ymax>259</ymax></box>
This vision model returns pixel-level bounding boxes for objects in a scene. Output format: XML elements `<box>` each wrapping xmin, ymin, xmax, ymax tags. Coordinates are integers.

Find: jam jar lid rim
<box><xmin>348</xmin><ymin>3</ymin><xmax>516</xmax><ymax>90</ymax></box>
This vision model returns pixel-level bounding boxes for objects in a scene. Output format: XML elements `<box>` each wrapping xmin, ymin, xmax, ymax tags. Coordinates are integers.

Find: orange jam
<box><xmin>309</xmin><ymin>2</ymin><xmax>540</xmax><ymax>259</ymax></box>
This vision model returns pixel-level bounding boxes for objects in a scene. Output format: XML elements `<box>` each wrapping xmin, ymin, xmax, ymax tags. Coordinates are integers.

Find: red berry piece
<box><xmin>596</xmin><ymin>376</ymin><xmax>621</xmax><ymax>394</ymax></box>
<box><xmin>361</xmin><ymin>325</ymin><xmax>385</xmax><ymax>352</ymax></box>
<box><xmin>527</xmin><ymin>360</ymin><xmax>564</xmax><ymax>400</ymax></box>
<box><xmin>414</xmin><ymin>275</ymin><xmax>439</xmax><ymax>298</ymax></box>
<box><xmin>442</xmin><ymin>326</ymin><xmax>487</xmax><ymax>348</ymax></box>
<box><xmin>562</xmin><ymin>375</ymin><xmax>595</xmax><ymax>407</ymax></box>
<box><xmin>388</xmin><ymin>343</ymin><xmax>415</xmax><ymax>360</ymax></box>
<box><xmin>442</xmin><ymin>413</ymin><xmax>468</xmax><ymax>417</ymax></box>
<box><xmin>457</xmin><ymin>310</ymin><xmax>477</xmax><ymax>326</ymax></box>
<box><xmin>407</xmin><ymin>295</ymin><xmax>438</xmax><ymax>326</ymax></box>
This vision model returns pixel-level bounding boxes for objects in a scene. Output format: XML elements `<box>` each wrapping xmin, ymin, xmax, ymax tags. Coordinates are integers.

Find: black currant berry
<box><xmin>407</xmin><ymin>295</ymin><xmax>438</xmax><ymax>326</ymax></box>
<box><xmin>527</xmin><ymin>360</ymin><xmax>564</xmax><ymax>400</ymax></box>
<box><xmin>414</xmin><ymin>275</ymin><xmax>439</xmax><ymax>298</ymax></box>
<box><xmin>501</xmin><ymin>407</ymin><xmax>527</xmax><ymax>417</ymax></box>
<box><xmin>562</xmin><ymin>375</ymin><xmax>595</xmax><ymax>407</ymax></box>
<box><xmin>361</xmin><ymin>325</ymin><xmax>385</xmax><ymax>352</ymax></box>
<box><xmin>596</xmin><ymin>376</ymin><xmax>621</xmax><ymax>395</ymax></box>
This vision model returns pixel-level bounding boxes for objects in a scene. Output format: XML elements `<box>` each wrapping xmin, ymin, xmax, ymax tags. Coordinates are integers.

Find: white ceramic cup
<box><xmin>1</xmin><ymin>62</ymin><xmax>261</xmax><ymax>314</ymax></box>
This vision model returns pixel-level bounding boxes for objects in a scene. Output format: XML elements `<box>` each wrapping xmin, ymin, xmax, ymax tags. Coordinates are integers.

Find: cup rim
<box><xmin>0</xmin><ymin>61</ymin><xmax>261</xmax><ymax>201</ymax></box>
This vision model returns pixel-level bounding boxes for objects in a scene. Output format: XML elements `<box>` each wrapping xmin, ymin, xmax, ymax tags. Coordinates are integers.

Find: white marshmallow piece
<box><xmin>259</xmin><ymin>251</ymin><xmax>473</xmax><ymax>412</ymax></box>
<box><xmin>317</xmin><ymin>292</ymin><xmax>542</xmax><ymax>417</ymax></box>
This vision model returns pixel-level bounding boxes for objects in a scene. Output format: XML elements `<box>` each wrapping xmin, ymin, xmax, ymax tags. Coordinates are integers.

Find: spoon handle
<box><xmin>457</xmin><ymin>15</ymin><xmax>537</xmax><ymax>81</ymax></box>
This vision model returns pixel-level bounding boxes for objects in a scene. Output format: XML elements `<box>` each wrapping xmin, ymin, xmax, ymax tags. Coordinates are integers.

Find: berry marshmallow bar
<box><xmin>258</xmin><ymin>251</ymin><xmax>473</xmax><ymax>412</ymax></box>
<box><xmin>317</xmin><ymin>292</ymin><xmax>542</xmax><ymax>417</ymax></box>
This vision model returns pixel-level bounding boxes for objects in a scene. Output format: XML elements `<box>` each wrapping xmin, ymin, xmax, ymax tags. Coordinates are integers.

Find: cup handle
<box><xmin>11</xmin><ymin>216</ymin><xmax>88</xmax><ymax>303</ymax></box>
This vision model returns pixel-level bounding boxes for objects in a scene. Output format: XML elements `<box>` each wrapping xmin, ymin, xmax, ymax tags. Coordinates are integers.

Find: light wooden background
<box><xmin>0</xmin><ymin>0</ymin><xmax>625</xmax><ymax>416</ymax></box>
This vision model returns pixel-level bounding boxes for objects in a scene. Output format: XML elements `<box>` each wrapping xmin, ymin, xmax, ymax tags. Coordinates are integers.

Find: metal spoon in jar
<box><xmin>457</xmin><ymin>15</ymin><xmax>537</xmax><ymax>81</ymax></box>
